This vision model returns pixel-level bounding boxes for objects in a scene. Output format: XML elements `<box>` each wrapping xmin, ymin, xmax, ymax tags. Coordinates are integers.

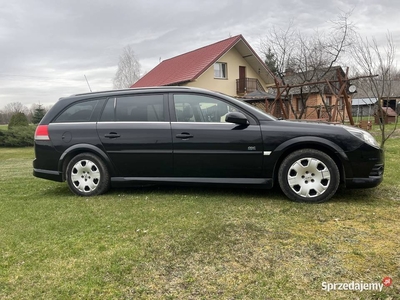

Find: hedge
<box><xmin>0</xmin><ymin>126</ymin><xmax>36</xmax><ymax>147</ymax></box>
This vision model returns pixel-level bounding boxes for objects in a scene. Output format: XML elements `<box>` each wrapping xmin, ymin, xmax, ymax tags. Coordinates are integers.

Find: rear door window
<box><xmin>100</xmin><ymin>94</ymin><xmax>165</xmax><ymax>122</ymax></box>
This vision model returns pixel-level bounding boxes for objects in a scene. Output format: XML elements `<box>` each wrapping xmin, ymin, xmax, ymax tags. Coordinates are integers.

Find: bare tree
<box><xmin>113</xmin><ymin>45</ymin><xmax>141</xmax><ymax>89</ymax></box>
<box><xmin>0</xmin><ymin>110</ymin><xmax>6</xmax><ymax>124</ymax></box>
<box><xmin>261</xmin><ymin>12</ymin><xmax>354</xmax><ymax>79</ymax></box>
<box><xmin>4</xmin><ymin>102</ymin><xmax>28</xmax><ymax>114</ymax></box>
<box><xmin>260</xmin><ymin>12</ymin><xmax>355</xmax><ymax>120</ymax></box>
<box><xmin>351</xmin><ymin>32</ymin><xmax>398</xmax><ymax>147</ymax></box>
<box><xmin>260</xmin><ymin>21</ymin><xmax>296</xmax><ymax>80</ymax></box>
<box><xmin>2</xmin><ymin>102</ymin><xmax>28</xmax><ymax>124</ymax></box>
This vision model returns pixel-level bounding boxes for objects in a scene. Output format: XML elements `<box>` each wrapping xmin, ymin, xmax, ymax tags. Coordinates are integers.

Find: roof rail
<box><xmin>72</xmin><ymin>86</ymin><xmax>193</xmax><ymax>97</ymax></box>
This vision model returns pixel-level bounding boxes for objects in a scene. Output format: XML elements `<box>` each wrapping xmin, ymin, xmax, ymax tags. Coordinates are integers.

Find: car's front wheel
<box><xmin>66</xmin><ymin>153</ymin><xmax>110</xmax><ymax>196</ymax></box>
<box><xmin>278</xmin><ymin>149</ymin><xmax>340</xmax><ymax>203</ymax></box>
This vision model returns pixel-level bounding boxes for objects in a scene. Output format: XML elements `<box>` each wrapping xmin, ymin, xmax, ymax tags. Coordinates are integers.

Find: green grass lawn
<box><xmin>0</xmin><ymin>142</ymin><xmax>399</xmax><ymax>299</ymax></box>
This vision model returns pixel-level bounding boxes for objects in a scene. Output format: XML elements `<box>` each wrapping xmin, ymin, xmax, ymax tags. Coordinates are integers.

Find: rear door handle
<box><xmin>176</xmin><ymin>133</ymin><xmax>193</xmax><ymax>139</ymax></box>
<box><xmin>104</xmin><ymin>132</ymin><xmax>121</xmax><ymax>139</ymax></box>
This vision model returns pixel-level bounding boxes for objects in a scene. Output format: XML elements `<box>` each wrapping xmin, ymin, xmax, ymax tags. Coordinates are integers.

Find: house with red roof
<box><xmin>131</xmin><ymin>35</ymin><xmax>275</xmax><ymax>97</ymax></box>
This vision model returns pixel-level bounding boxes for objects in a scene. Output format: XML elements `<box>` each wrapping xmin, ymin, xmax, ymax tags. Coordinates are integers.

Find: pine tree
<box><xmin>32</xmin><ymin>105</ymin><xmax>46</xmax><ymax>124</ymax></box>
<box><xmin>8</xmin><ymin>112</ymin><xmax>29</xmax><ymax>129</ymax></box>
<box><xmin>264</xmin><ymin>47</ymin><xmax>278</xmax><ymax>76</ymax></box>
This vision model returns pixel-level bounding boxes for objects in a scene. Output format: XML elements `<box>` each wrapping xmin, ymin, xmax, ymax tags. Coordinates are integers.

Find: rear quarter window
<box><xmin>53</xmin><ymin>99</ymin><xmax>101</xmax><ymax>123</ymax></box>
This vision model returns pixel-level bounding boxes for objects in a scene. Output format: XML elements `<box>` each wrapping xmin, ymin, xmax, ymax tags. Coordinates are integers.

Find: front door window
<box><xmin>174</xmin><ymin>94</ymin><xmax>241</xmax><ymax>123</ymax></box>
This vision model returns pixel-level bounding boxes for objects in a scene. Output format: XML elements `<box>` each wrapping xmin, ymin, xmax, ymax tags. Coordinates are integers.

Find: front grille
<box><xmin>370</xmin><ymin>164</ymin><xmax>384</xmax><ymax>176</ymax></box>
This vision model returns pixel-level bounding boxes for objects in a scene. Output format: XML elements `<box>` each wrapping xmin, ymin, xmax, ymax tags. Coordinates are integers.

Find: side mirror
<box><xmin>225</xmin><ymin>112</ymin><xmax>249</xmax><ymax>125</ymax></box>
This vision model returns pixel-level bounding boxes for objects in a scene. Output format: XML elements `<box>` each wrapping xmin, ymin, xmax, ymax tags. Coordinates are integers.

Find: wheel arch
<box><xmin>271</xmin><ymin>137</ymin><xmax>349</xmax><ymax>185</ymax></box>
<box><xmin>58</xmin><ymin>144</ymin><xmax>116</xmax><ymax>181</ymax></box>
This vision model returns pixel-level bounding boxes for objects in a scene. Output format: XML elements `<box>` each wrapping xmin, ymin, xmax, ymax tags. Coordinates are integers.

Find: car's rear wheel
<box><xmin>278</xmin><ymin>149</ymin><xmax>340</xmax><ymax>203</ymax></box>
<box><xmin>66</xmin><ymin>153</ymin><xmax>110</xmax><ymax>196</ymax></box>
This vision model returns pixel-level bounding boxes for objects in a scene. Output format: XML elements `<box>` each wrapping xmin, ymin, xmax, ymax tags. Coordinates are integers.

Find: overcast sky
<box><xmin>0</xmin><ymin>0</ymin><xmax>399</xmax><ymax>110</ymax></box>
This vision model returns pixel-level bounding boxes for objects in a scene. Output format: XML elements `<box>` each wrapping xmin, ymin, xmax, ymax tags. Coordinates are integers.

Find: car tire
<box><xmin>278</xmin><ymin>149</ymin><xmax>340</xmax><ymax>203</ymax></box>
<box><xmin>66</xmin><ymin>153</ymin><xmax>110</xmax><ymax>196</ymax></box>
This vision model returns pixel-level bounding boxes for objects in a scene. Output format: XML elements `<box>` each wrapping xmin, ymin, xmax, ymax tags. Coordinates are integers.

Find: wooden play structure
<box><xmin>266</xmin><ymin>67</ymin><xmax>377</xmax><ymax>125</ymax></box>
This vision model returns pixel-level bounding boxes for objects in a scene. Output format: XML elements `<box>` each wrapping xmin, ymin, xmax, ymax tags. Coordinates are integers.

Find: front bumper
<box><xmin>344</xmin><ymin>147</ymin><xmax>384</xmax><ymax>189</ymax></box>
<box><xmin>345</xmin><ymin>175</ymin><xmax>383</xmax><ymax>189</ymax></box>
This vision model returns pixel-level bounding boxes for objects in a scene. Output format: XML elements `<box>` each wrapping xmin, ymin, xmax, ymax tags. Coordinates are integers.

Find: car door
<box><xmin>97</xmin><ymin>93</ymin><xmax>173</xmax><ymax>177</ymax></box>
<box><xmin>170</xmin><ymin>93</ymin><xmax>263</xmax><ymax>178</ymax></box>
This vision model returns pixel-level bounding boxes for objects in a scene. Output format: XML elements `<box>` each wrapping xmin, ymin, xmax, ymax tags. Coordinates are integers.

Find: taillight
<box><xmin>35</xmin><ymin>125</ymin><xmax>50</xmax><ymax>141</ymax></box>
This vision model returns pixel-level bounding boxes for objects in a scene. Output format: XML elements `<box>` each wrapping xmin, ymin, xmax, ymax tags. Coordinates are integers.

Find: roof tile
<box><xmin>132</xmin><ymin>35</ymin><xmax>242</xmax><ymax>87</ymax></box>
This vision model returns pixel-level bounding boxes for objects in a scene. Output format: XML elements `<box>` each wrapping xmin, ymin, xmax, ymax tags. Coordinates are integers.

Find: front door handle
<box><xmin>176</xmin><ymin>133</ymin><xmax>193</xmax><ymax>139</ymax></box>
<box><xmin>104</xmin><ymin>132</ymin><xmax>121</xmax><ymax>139</ymax></box>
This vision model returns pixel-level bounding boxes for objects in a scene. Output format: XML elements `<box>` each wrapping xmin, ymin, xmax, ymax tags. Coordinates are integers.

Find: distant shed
<box><xmin>375</xmin><ymin>106</ymin><xmax>397</xmax><ymax>124</ymax></box>
<box><xmin>352</xmin><ymin>98</ymin><xmax>378</xmax><ymax>117</ymax></box>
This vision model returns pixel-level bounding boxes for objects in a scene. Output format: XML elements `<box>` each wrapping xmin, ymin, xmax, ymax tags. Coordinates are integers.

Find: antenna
<box><xmin>84</xmin><ymin>75</ymin><xmax>92</xmax><ymax>92</ymax></box>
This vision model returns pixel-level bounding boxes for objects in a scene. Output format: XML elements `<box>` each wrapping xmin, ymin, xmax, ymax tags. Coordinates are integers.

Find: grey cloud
<box><xmin>0</xmin><ymin>0</ymin><xmax>398</xmax><ymax>109</ymax></box>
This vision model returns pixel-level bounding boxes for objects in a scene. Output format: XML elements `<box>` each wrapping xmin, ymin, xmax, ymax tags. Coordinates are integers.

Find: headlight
<box><xmin>343</xmin><ymin>126</ymin><xmax>380</xmax><ymax>148</ymax></box>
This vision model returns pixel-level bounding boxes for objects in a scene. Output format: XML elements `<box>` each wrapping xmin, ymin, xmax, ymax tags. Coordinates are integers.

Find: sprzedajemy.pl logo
<box><xmin>322</xmin><ymin>277</ymin><xmax>393</xmax><ymax>292</ymax></box>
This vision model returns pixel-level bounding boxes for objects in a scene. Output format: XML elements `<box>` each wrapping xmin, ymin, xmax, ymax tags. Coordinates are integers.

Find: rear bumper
<box><xmin>33</xmin><ymin>168</ymin><xmax>63</xmax><ymax>182</ymax></box>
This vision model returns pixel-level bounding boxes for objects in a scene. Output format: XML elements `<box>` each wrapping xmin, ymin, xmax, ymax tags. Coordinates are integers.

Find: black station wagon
<box><xmin>33</xmin><ymin>87</ymin><xmax>384</xmax><ymax>203</ymax></box>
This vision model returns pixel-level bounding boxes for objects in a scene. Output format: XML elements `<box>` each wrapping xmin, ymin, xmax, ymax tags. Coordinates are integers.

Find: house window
<box><xmin>325</xmin><ymin>96</ymin><xmax>332</xmax><ymax>106</ymax></box>
<box><xmin>339</xmin><ymin>97</ymin><xmax>344</xmax><ymax>110</ymax></box>
<box><xmin>214</xmin><ymin>62</ymin><xmax>227</xmax><ymax>79</ymax></box>
<box><xmin>296</xmin><ymin>98</ymin><xmax>304</xmax><ymax>112</ymax></box>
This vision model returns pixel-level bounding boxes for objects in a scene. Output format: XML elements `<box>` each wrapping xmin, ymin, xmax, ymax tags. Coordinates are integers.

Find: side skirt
<box><xmin>111</xmin><ymin>177</ymin><xmax>273</xmax><ymax>189</ymax></box>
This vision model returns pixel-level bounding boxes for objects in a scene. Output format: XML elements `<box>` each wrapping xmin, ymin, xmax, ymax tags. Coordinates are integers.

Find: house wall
<box><xmin>352</xmin><ymin>105</ymin><xmax>376</xmax><ymax>118</ymax></box>
<box><xmin>288</xmin><ymin>94</ymin><xmax>351</xmax><ymax>121</ymax></box>
<box><xmin>183</xmin><ymin>47</ymin><xmax>268</xmax><ymax>97</ymax></box>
